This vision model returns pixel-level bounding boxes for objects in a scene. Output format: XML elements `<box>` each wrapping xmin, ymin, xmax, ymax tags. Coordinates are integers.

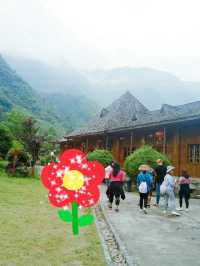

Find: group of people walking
<box><xmin>105</xmin><ymin>159</ymin><xmax>192</xmax><ymax>216</ymax></box>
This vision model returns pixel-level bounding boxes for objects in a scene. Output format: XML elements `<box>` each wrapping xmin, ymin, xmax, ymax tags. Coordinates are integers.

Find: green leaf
<box><xmin>78</xmin><ymin>214</ymin><xmax>94</xmax><ymax>227</ymax></box>
<box><xmin>58</xmin><ymin>209</ymin><xmax>72</xmax><ymax>222</ymax></box>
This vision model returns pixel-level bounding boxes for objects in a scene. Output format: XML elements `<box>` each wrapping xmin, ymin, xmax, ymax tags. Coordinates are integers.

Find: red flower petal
<box><xmin>76</xmin><ymin>187</ymin><xmax>100</xmax><ymax>207</ymax></box>
<box><xmin>41</xmin><ymin>163</ymin><xmax>63</xmax><ymax>190</ymax></box>
<box><xmin>81</xmin><ymin>161</ymin><xmax>105</xmax><ymax>188</ymax></box>
<box><xmin>48</xmin><ymin>187</ymin><xmax>73</xmax><ymax>207</ymax></box>
<box><xmin>41</xmin><ymin>149</ymin><xmax>104</xmax><ymax>209</ymax></box>
<box><xmin>59</xmin><ymin>149</ymin><xmax>87</xmax><ymax>169</ymax></box>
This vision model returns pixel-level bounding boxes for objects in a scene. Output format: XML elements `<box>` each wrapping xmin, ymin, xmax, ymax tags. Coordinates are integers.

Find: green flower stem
<box><xmin>71</xmin><ymin>202</ymin><xmax>79</xmax><ymax>235</ymax></box>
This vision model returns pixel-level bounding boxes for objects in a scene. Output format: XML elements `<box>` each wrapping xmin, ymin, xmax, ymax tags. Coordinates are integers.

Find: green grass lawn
<box><xmin>0</xmin><ymin>168</ymin><xmax>106</xmax><ymax>266</ymax></box>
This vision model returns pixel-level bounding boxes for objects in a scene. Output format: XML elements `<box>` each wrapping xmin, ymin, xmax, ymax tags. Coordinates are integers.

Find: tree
<box><xmin>124</xmin><ymin>145</ymin><xmax>170</xmax><ymax>181</ymax></box>
<box><xmin>21</xmin><ymin>118</ymin><xmax>43</xmax><ymax>166</ymax></box>
<box><xmin>0</xmin><ymin>124</ymin><xmax>13</xmax><ymax>158</ymax></box>
<box><xmin>87</xmin><ymin>149</ymin><xmax>113</xmax><ymax>167</ymax></box>
<box><xmin>6</xmin><ymin>141</ymin><xmax>29</xmax><ymax>176</ymax></box>
<box><xmin>5</xmin><ymin>109</ymin><xmax>27</xmax><ymax>139</ymax></box>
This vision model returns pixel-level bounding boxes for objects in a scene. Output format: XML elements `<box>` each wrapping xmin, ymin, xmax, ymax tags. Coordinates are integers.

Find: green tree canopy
<box><xmin>87</xmin><ymin>149</ymin><xmax>113</xmax><ymax>167</ymax></box>
<box><xmin>5</xmin><ymin>109</ymin><xmax>27</xmax><ymax>139</ymax></box>
<box><xmin>124</xmin><ymin>145</ymin><xmax>170</xmax><ymax>180</ymax></box>
<box><xmin>21</xmin><ymin>118</ymin><xmax>43</xmax><ymax>164</ymax></box>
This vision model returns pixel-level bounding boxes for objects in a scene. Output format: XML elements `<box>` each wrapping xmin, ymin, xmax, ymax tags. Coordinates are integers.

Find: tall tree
<box><xmin>5</xmin><ymin>109</ymin><xmax>27</xmax><ymax>139</ymax></box>
<box><xmin>21</xmin><ymin>118</ymin><xmax>43</xmax><ymax>166</ymax></box>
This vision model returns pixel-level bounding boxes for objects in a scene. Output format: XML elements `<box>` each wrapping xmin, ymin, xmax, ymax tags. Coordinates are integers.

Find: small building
<box><xmin>60</xmin><ymin>91</ymin><xmax>200</xmax><ymax>178</ymax></box>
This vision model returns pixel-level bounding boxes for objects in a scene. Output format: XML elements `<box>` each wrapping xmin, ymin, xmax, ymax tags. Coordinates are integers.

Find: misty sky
<box><xmin>0</xmin><ymin>0</ymin><xmax>200</xmax><ymax>81</ymax></box>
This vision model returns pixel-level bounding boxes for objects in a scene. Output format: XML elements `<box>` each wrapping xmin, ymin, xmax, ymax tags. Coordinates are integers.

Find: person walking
<box><xmin>154</xmin><ymin>159</ymin><xmax>167</xmax><ymax>206</ymax></box>
<box><xmin>105</xmin><ymin>161</ymin><xmax>114</xmax><ymax>199</ymax></box>
<box><xmin>108</xmin><ymin>163</ymin><xmax>126</xmax><ymax>212</ymax></box>
<box><xmin>146</xmin><ymin>160</ymin><xmax>155</xmax><ymax>208</ymax></box>
<box><xmin>163</xmin><ymin>166</ymin><xmax>180</xmax><ymax>216</ymax></box>
<box><xmin>137</xmin><ymin>165</ymin><xmax>152</xmax><ymax>214</ymax></box>
<box><xmin>177</xmin><ymin>170</ymin><xmax>192</xmax><ymax>211</ymax></box>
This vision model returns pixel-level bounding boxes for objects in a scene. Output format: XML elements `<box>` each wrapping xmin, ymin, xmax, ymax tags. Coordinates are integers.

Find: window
<box><xmin>107</xmin><ymin>139</ymin><xmax>113</xmax><ymax>151</ymax></box>
<box><xmin>188</xmin><ymin>144</ymin><xmax>200</xmax><ymax>164</ymax></box>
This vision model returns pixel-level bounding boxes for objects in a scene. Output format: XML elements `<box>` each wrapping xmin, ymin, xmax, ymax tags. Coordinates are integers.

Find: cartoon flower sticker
<box><xmin>41</xmin><ymin>149</ymin><xmax>105</xmax><ymax>235</ymax></box>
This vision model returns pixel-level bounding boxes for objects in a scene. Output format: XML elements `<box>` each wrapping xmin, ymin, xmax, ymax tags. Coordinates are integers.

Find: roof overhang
<box><xmin>65</xmin><ymin>115</ymin><xmax>200</xmax><ymax>139</ymax></box>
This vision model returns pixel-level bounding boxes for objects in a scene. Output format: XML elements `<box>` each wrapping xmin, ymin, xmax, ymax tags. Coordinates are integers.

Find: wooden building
<box><xmin>60</xmin><ymin>92</ymin><xmax>200</xmax><ymax>178</ymax></box>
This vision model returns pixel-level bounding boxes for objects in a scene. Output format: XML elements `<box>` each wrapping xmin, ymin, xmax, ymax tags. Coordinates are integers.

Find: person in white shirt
<box><xmin>163</xmin><ymin>166</ymin><xmax>180</xmax><ymax>216</ymax></box>
<box><xmin>105</xmin><ymin>161</ymin><xmax>114</xmax><ymax>199</ymax></box>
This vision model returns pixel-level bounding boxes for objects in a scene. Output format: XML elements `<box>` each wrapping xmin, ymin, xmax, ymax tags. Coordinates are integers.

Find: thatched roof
<box><xmin>66</xmin><ymin>91</ymin><xmax>200</xmax><ymax>138</ymax></box>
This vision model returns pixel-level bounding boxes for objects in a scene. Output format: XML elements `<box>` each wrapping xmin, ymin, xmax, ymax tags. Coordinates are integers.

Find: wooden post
<box><xmin>163</xmin><ymin>127</ymin><xmax>166</xmax><ymax>154</ymax></box>
<box><xmin>116</xmin><ymin>137</ymin><xmax>120</xmax><ymax>163</ymax></box>
<box><xmin>86</xmin><ymin>138</ymin><xmax>89</xmax><ymax>152</ymax></box>
<box><xmin>130</xmin><ymin>132</ymin><xmax>133</xmax><ymax>154</ymax></box>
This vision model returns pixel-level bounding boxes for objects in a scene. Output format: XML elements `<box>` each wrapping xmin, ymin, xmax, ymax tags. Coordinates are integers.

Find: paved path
<box><xmin>100</xmin><ymin>186</ymin><xmax>200</xmax><ymax>266</ymax></box>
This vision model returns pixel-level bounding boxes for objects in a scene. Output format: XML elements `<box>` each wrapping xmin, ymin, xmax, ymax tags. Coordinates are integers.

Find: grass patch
<box><xmin>0</xmin><ymin>170</ymin><xmax>106</xmax><ymax>266</ymax></box>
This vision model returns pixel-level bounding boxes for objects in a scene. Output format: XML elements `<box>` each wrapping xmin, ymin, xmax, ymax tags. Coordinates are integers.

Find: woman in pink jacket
<box><xmin>108</xmin><ymin>163</ymin><xmax>125</xmax><ymax>212</ymax></box>
<box><xmin>177</xmin><ymin>170</ymin><xmax>192</xmax><ymax>211</ymax></box>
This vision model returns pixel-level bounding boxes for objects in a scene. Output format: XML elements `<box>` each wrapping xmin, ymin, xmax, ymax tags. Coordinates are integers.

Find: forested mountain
<box><xmin>46</xmin><ymin>94</ymin><xmax>98</xmax><ymax>130</ymax></box>
<box><xmin>0</xmin><ymin>55</ymin><xmax>56</xmax><ymax>120</ymax></box>
<box><xmin>3</xmin><ymin>54</ymin><xmax>200</xmax><ymax>132</ymax></box>
<box><xmin>5</xmin><ymin>55</ymin><xmax>91</xmax><ymax>96</ymax></box>
<box><xmin>4</xmin><ymin>55</ymin><xmax>98</xmax><ymax>131</ymax></box>
<box><xmin>0</xmin><ymin>55</ymin><xmax>98</xmax><ymax>134</ymax></box>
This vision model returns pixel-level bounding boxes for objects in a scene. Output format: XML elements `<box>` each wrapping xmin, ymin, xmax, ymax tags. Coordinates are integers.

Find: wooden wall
<box><xmin>61</xmin><ymin>120</ymin><xmax>200</xmax><ymax>177</ymax></box>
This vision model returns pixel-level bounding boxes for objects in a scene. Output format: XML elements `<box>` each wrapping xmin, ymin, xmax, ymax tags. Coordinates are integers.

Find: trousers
<box><xmin>139</xmin><ymin>192</ymin><xmax>148</xmax><ymax>209</ymax></box>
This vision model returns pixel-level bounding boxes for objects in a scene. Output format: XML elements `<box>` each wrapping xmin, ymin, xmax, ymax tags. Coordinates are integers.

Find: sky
<box><xmin>0</xmin><ymin>0</ymin><xmax>200</xmax><ymax>81</ymax></box>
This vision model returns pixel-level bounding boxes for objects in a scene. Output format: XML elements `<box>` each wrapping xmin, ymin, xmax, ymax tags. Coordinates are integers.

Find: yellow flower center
<box><xmin>63</xmin><ymin>170</ymin><xmax>84</xmax><ymax>191</ymax></box>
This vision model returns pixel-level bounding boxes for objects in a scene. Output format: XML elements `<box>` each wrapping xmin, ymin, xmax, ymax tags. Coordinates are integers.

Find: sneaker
<box><xmin>139</xmin><ymin>208</ymin><xmax>143</xmax><ymax>212</ymax></box>
<box><xmin>143</xmin><ymin>208</ymin><xmax>147</xmax><ymax>214</ymax></box>
<box><xmin>115</xmin><ymin>207</ymin><xmax>119</xmax><ymax>212</ymax></box>
<box><xmin>171</xmin><ymin>211</ymin><xmax>181</xmax><ymax>216</ymax></box>
<box><xmin>176</xmin><ymin>207</ymin><xmax>183</xmax><ymax>211</ymax></box>
<box><xmin>163</xmin><ymin>210</ymin><xmax>167</xmax><ymax>214</ymax></box>
<box><xmin>185</xmin><ymin>208</ymin><xmax>189</xmax><ymax>212</ymax></box>
<box><xmin>153</xmin><ymin>203</ymin><xmax>159</xmax><ymax>207</ymax></box>
<box><xmin>108</xmin><ymin>204</ymin><xmax>112</xmax><ymax>209</ymax></box>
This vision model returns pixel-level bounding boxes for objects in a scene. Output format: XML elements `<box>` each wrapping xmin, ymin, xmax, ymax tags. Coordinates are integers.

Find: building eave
<box><xmin>64</xmin><ymin>114</ymin><xmax>200</xmax><ymax>140</ymax></box>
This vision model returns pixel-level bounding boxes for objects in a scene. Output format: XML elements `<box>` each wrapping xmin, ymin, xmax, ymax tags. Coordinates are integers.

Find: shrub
<box><xmin>0</xmin><ymin>124</ymin><xmax>13</xmax><ymax>158</ymax></box>
<box><xmin>0</xmin><ymin>160</ymin><xmax>8</xmax><ymax>171</ymax></box>
<box><xmin>87</xmin><ymin>149</ymin><xmax>113</xmax><ymax>167</ymax></box>
<box><xmin>124</xmin><ymin>145</ymin><xmax>170</xmax><ymax>180</ymax></box>
<box><xmin>6</xmin><ymin>148</ymin><xmax>30</xmax><ymax>176</ymax></box>
<box><xmin>40</xmin><ymin>154</ymin><xmax>57</xmax><ymax>166</ymax></box>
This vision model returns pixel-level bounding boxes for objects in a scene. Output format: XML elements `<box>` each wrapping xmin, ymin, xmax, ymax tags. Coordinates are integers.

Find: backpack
<box><xmin>139</xmin><ymin>181</ymin><xmax>147</xmax><ymax>193</ymax></box>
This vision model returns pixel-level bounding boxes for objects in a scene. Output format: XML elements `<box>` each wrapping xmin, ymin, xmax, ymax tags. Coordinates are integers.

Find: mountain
<box><xmin>0</xmin><ymin>54</ymin><xmax>68</xmax><ymax>134</ymax></box>
<box><xmin>5</xmin><ymin>54</ymin><xmax>200</xmax><ymax>115</ymax></box>
<box><xmin>0</xmin><ymin>55</ymin><xmax>50</xmax><ymax>118</ymax></box>
<box><xmin>1</xmin><ymin>55</ymin><xmax>98</xmax><ymax>132</ymax></box>
<box><xmin>83</xmin><ymin>67</ymin><xmax>200</xmax><ymax>109</ymax></box>
<box><xmin>46</xmin><ymin>93</ymin><xmax>98</xmax><ymax>130</ymax></box>
<box><xmin>5</xmin><ymin>55</ymin><xmax>91</xmax><ymax>96</ymax></box>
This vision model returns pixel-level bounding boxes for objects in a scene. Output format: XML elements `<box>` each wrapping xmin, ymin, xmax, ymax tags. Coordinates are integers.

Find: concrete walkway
<box><xmin>100</xmin><ymin>186</ymin><xmax>200</xmax><ymax>266</ymax></box>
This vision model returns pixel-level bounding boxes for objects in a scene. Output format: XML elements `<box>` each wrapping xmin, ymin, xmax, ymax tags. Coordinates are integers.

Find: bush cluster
<box><xmin>124</xmin><ymin>145</ymin><xmax>170</xmax><ymax>180</ymax></box>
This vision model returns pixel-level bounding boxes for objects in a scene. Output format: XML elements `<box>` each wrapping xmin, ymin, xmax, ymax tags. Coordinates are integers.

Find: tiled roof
<box><xmin>66</xmin><ymin>91</ymin><xmax>200</xmax><ymax>138</ymax></box>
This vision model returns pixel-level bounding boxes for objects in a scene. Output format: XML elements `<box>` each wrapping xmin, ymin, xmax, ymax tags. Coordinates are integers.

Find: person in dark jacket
<box><xmin>108</xmin><ymin>163</ymin><xmax>126</xmax><ymax>212</ymax></box>
<box><xmin>154</xmin><ymin>159</ymin><xmax>167</xmax><ymax>206</ymax></box>
<box><xmin>177</xmin><ymin>170</ymin><xmax>192</xmax><ymax>211</ymax></box>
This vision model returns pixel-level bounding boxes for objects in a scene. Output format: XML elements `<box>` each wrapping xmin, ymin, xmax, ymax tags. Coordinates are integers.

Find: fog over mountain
<box><xmin>83</xmin><ymin>68</ymin><xmax>200</xmax><ymax>109</ymax></box>
<box><xmin>1</xmin><ymin>0</ymin><xmax>200</xmax><ymax>81</ymax></box>
<box><xmin>5</xmin><ymin>55</ymin><xmax>200</xmax><ymax>110</ymax></box>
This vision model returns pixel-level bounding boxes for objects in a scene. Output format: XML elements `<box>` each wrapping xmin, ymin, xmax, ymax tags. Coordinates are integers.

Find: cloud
<box><xmin>0</xmin><ymin>0</ymin><xmax>200</xmax><ymax>80</ymax></box>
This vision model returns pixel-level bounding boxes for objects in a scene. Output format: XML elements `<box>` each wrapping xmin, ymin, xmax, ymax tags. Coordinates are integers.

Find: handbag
<box><xmin>160</xmin><ymin>177</ymin><xmax>167</xmax><ymax>195</ymax></box>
